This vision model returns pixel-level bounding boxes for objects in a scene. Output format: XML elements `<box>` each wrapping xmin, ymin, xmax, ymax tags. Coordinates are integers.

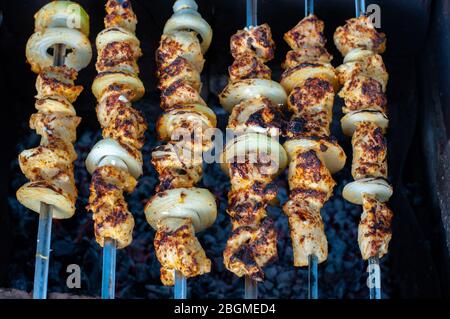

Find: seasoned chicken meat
<box><xmin>87</xmin><ymin>165</ymin><xmax>137</xmax><ymax>249</ymax></box>
<box><xmin>334</xmin><ymin>15</ymin><xmax>386</xmax><ymax>56</ymax></box>
<box><xmin>230</xmin><ymin>24</ymin><xmax>275</xmax><ymax>62</ymax></box>
<box><xmin>358</xmin><ymin>194</ymin><xmax>393</xmax><ymax>260</ymax></box>
<box><xmin>154</xmin><ymin>218</ymin><xmax>211</xmax><ymax>286</ymax></box>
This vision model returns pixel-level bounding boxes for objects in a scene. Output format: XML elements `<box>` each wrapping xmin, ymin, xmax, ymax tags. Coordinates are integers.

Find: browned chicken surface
<box><xmin>104</xmin><ymin>0</ymin><xmax>138</xmax><ymax>33</ymax></box>
<box><xmin>334</xmin><ymin>14</ymin><xmax>393</xmax><ymax>261</ymax></box>
<box><xmin>36</xmin><ymin>66</ymin><xmax>83</xmax><ymax>103</ymax></box>
<box><xmin>154</xmin><ymin>218</ymin><xmax>211</xmax><ymax>286</ymax></box>
<box><xmin>358</xmin><ymin>194</ymin><xmax>393</xmax><ymax>260</ymax></box>
<box><xmin>230</xmin><ymin>24</ymin><xmax>275</xmax><ymax>63</ymax></box>
<box><xmin>87</xmin><ymin>165</ymin><xmax>137</xmax><ymax>249</ymax></box>
<box><xmin>281</xmin><ymin>15</ymin><xmax>340</xmax><ymax>267</ymax></box>
<box><xmin>150</xmin><ymin>5</ymin><xmax>216</xmax><ymax>286</ymax></box>
<box><xmin>87</xmin><ymin>0</ymin><xmax>144</xmax><ymax>249</ymax></box>
<box><xmin>334</xmin><ymin>15</ymin><xmax>386</xmax><ymax>56</ymax></box>
<box><xmin>352</xmin><ymin>121</ymin><xmax>387</xmax><ymax>180</ymax></box>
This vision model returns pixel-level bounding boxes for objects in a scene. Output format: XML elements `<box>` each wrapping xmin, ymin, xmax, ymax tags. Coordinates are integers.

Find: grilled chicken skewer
<box><xmin>85</xmin><ymin>0</ymin><xmax>145</xmax><ymax>299</ymax></box>
<box><xmin>334</xmin><ymin>2</ymin><xmax>393</xmax><ymax>299</ymax></box>
<box><xmin>17</xmin><ymin>1</ymin><xmax>92</xmax><ymax>299</ymax></box>
<box><xmin>219</xmin><ymin>2</ymin><xmax>288</xmax><ymax>298</ymax></box>
<box><xmin>280</xmin><ymin>8</ymin><xmax>346</xmax><ymax>299</ymax></box>
<box><xmin>144</xmin><ymin>0</ymin><xmax>216</xmax><ymax>298</ymax></box>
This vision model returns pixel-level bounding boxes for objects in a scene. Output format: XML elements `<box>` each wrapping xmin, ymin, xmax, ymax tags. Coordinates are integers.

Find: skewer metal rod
<box><xmin>33</xmin><ymin>203</ymin><xmax>53</xmax><ymax>299</ymax></box>
<box><xmin>174</xmin><ymin>270</ymin><xmax>187</xmax><ymax>299</ymax></box>
<box><xmin>308</xmin><ymin>254</ymin><xmax>318</xmax><ymax>299</ymax></box>
<box><xmin>355</xmin><ymin>0</ymin><xmax>366</xmax><ymax>17</ymax></box>
<box><xmin>32</xmin><ymin>43</ymin><xmax>66</xmax><ymax>300</ymax></box>
<box><xmin>246</xmin><ymin>0</ymin><xmax>257</xmax><ymax>27</ymax></box>
<box><xmin>305</xmin><ymin>0</ymin><xmax>314</xmax><ymax>16</ymax></box>
<box><xmin>102</xmin><ymin>238</ymin><xmax>117</xmax><ymax>299</ymax></box>
<box><xmin>244</xmin><ymin>0</ymin><xmax>259</xmax><ymax>300</ymax></box>
<box><xmin>244</xmin><ymin>276</ymin><xmax>258</xmax><ymax>299</ymax></box>
<box><xmin>368</xmin><ymin>256</ymin><xmax>381</xmax><ymax>299</ymax></box>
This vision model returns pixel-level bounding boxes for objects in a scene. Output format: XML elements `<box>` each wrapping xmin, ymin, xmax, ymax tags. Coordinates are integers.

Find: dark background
<box><xmin>0</xmin><ymin>0</ymin><xmax>449</xmax><ymax>298</ymax></box>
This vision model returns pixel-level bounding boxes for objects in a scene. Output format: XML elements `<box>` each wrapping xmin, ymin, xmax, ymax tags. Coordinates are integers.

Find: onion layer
<box><xmin>26</xmin><ymin>27</ymin><xmax>92</xmax><ymax>73</ymax></box>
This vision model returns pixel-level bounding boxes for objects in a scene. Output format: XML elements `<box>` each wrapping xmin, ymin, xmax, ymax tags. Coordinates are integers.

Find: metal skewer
<box><xmin>354</xmin><ymin>0</ymin><xmax>382</xmax><ymax>300</ymax></box>
<box><xmin>174</xmin><ymin>270</ymin><xmax>187</xmax><ymax>299</ymax></box>
<box><xmin>102</xmin><ymin>238</ymin><xmax>117</xmax><ymax>299</ymax></box>
<box><xmin>32</xmin><ymin>43</ymin><xmax>66</xmax><ymax>299</ymax></box>
<box><xmin>302</xmin><ymin>0</ymin><xmax>320</xmax><ymax>300</ymax></box>
<box><xmin>243</xmin><ymin>0</ymin><xmax>259</xmax><ymax>300</ymax></box>
<box><xmin>355</xmin><ymin>0</ymin><xmax>366</xmax><ymax>17</ymax></box>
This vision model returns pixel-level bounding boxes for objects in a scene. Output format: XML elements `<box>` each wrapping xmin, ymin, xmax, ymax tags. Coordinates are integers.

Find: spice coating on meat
<box><xmin>358</xmin><ymin>194</ymin><xmax>393</xmax><ymax>260</ymax></box>
<box><xmin>149</xmin><ymin>3</ymin><xmax>217</xmax><ymax>285</ymax></box>
<box><xmin>334</xmin><ymin>13</ymin><xmax>393</xmax><ymax>260</ymax></box>
<box><xmin>154</xmin><ymin>218</ymin><xmax>211</xmax><ymax>286</ymax></box>
<box><xmin>352</xmin><ymin>121</ymin><xmax>387</xmax><ymax>180</ymax></box>
<box><xmin>280</xmin><ymin>15</ymin><xmax>343</xmax><ymax>267</ymax></box>
<box><xmin>230</xmin><ymin>24</ymin><xmax>275</xmax><ymax>63</ymax></box>
<box><xmin>87</xmin><ymin>165</ymin><xmax>136</xmax><ymax>248</ymax></box>
<box><xmin>86</xmin><ymin>0</ymin><xmax>145</xmax><ymax>249</ymax></box>
<box><xmin>334</xmin><ymin>15</ymin><xmax>386</xmax><ymax>56</ymax></box>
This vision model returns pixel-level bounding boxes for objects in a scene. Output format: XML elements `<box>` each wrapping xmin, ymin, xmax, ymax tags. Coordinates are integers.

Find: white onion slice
<box><xmin>220</xmin><ymin>132</ymin><xmax>288</xmax><ymax>177</ymax></box>
<box><xmin>343</xmin><ymin>178</ymin><xmax>393</xmax><ymax>205</ymax></box>
<box><xmin>34</xmin><ymin>0</ymin><xmax>90</xmax><ymax>36</ymax></box>
<box><xmin>26</xmin><ymin>27</ymin><xmax>92</xmax><ymax>73</ymax></box>
<box><xmin>92</xmin><ymin>72</ymin><xmax>145</xmax><ymax>101</ymax></box>
<box><xmin>164</xmin><ymin>0</ymin><xmax>212</xmax><ymax>53</ymax></box>
<box><xmin>85</xmin><ymin>138</ymin><xmax>143</xmax><ymax>178</ymax></box>
<box><xmin>343</xmin><ymin>48</ymin><xmax>374</xmax><ymax>63</ymax></box>
<box><xmin>145</xmin><ymin>187</ymin><xmax>217</xmax><ymax>232</ymax></box>
<box><xmin>96</xmin><ymin>27</ymin><xmax>140</xmax><ymax>53</ymax></box>
<box><xmin>341</xmin><ymin>110</ymin><xmax>389</xmax><ymax>136</ymax></box>
<box><xmin>280</xmin><ymin>63</ymin><xmax>338</xmax><ymax>93</ymax></box>
<box><xmin>219</xmin><ymin>79</ymin><xmax>287</xmax><ymax>113</ymax></box>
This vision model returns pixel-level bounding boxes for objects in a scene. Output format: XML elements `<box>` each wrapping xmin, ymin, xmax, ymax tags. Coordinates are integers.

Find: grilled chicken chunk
<box><xmin>284</xmin><ymin>14</ymin><xmax>326</xmax><ymax>49</ymax></box>
<box><xmin>36</xmin><ymin>66</ymin><xmax>83</xmax><ymax>103</ymax></box>
<box><xmin>157</xmin><ymin>56</ymin><xmax>201</xmax><ymax>92</ymax></box>
<box><xmin>334</xmin><ymin>15</ymin><xmax>386</xmax><ymax>56</ymax></box>
<box><xmin>96</xmin><ymin>41</ymin><xmax>140</xmax><ymax>74</ymax></box>
<box><xmin>96</xmin><ymin>89</ymin><xmax>147</xmax><ymax>149</ymax></box>
<box><xmin>151</xmin><ymin>143</ymin><xmax>202</xmax><ymax>192</ymax></box>
<box><xmin>223</xmin><ymin>218</ymin><xmax>277</xmax><ymax>281</ymax></box>
<box><xmin>160</xmin><ymin>80</ymin><xmax>206</xmax><ymax>110</ymax></box>
<box><xmin>358</xmin><ymin>194</ymin><xmax>393</xmax><ymax>260</ymax></box>
<box><xmin>352</xmin><ymin>121</ymin><xmax>387</xmax><ymax>180</ymax></box>
<box><xmin>338</xmin><ymin>74</ymin><xmax>387</xmax><ymax>114</ymax></box>
<box><xmin>230</xmin><ymin>24</ymin><xmax>275</xmax><ymax>62</ymax></box>
<box><xmin>87</xmin><ymin>165</ymin><xmax>137</xmax><ymax>249</ymax></box>
<box><xmin>336</xmin><ymin>53</ymin><xmax>388</xmax><ymax>91</ymax></box>
<box><xmin>155</xmin><ymin>218</ymin><xmax>211</xmax><ymax>286</ymax></box>
<box><xmin>283</xmin><ymin>199</ymin><xmax>327</xmax><ymax>266</ymax></box>
<box><xmin>156</xmin><ymin>31</ymin><xmax>204</xmax><ymax>72</ymax></box>
<box><xmin>104</xmin><ymin>0</ymin><xmax>138</xmax><ymax>33</ymax></box>
<box><xmin>282</xmin><ymin>46</ymin><xmax>333</xmax><ymax>69</ymax></box>
<box><xmin>229</xmin><ymin>52</ymin><xmax>272</xmax><ymax>81</ymax></box>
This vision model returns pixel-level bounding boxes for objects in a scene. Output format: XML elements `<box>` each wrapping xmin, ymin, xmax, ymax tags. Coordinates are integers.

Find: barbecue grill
<box><xmin>0</xmin><ymin>0</ymin><xmax>449</xmax><ymax>299</ymax></box>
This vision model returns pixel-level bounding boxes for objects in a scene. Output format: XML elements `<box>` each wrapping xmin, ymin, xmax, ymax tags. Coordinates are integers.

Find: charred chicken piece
<box><xmin>358</xmin><ymin>193</ymin><xmax>393</xmax><ymax>260</ymax></box>
<box><xmin>87</xmin><ymin>165</ymin><xmax>137</xmax><ymax>249</ymax></box>
<box><xmin>334</xmin><ymin>15</ymin><xmax>386</xmax><ymax>56</ymax></box>
<box><xmin>36</xmin><ymin>66</ymin><xmax>83</xmax><ymax>103</ymax></box>
<box><xmin>352</xmin><ymin>121</ymin><xmax>387</xmax><ymax>180</ymax></box>
<box><xmin>223</xmin><ymin>218</ymin><xmax>277</xmax><ymax>281</ymax></box>
<box><xmin>229</xmin><ymin>52</ymin><xmax>272</xmax><ymax>81</ymax></box>
<box><xmin>338</xmin><ymin>74</ymin><xmax>387</xmax><ymax>114</ymax></box>
<box><xmin>155</xmin><ymin>218</ymin><xmax>211</xmax><ymax>286</ymax></box>
<box><xmin>230</xmin><ymin>24</ymin><xmax>275</xmax><ymax>62</ymax></box>
<box><xmin>104</xmin><ymin>0</ymin><xmax>138</xmax><ymax>33</ymax></box>
<box><xmin>284</xmin><ymin>14</ymin><xmax>326</xmax><ymax>49</ymax></box>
